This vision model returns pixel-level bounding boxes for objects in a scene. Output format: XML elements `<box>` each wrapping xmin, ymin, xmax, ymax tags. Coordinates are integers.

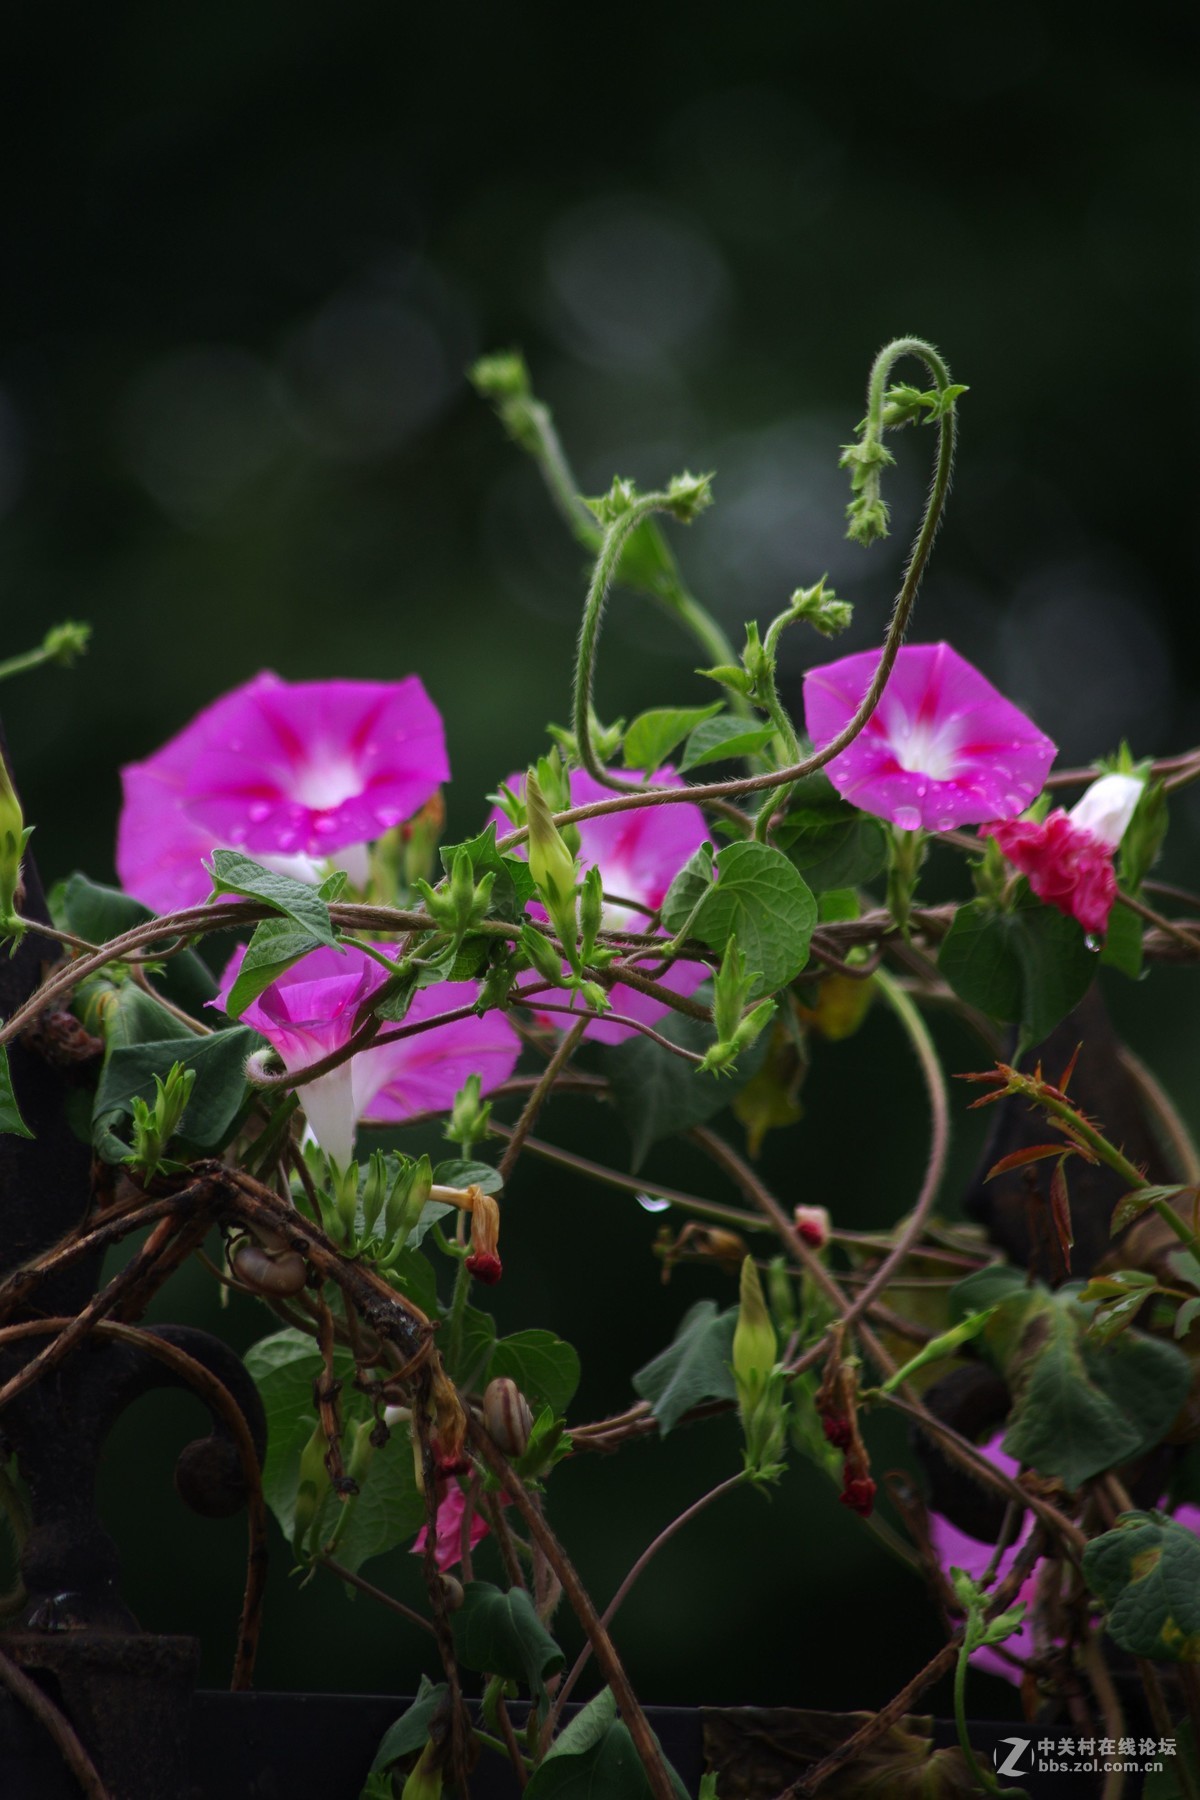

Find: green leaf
<box><xmin>440</xmin><ymin>824</ymin><xmax>536</xmax><ymax>922</ymax></box>
<box><xmin>529</xmin><ymin>1688</ymin><xmax>690</xmax><ymax>1799</ymax></box>
<box><xmin>660</xmin><ymin>843</ymin><xmax>714</xmax><ymax>935</ymax></box>
<box><xmin>774</xmin><ymin>803</ymin><xmax>889</xmax><ymax>894</ymax></box>
<box><xmin>207</xmin><ymin>849</ymin><xmax>337</xmax><ymax>946</ymax></box>
<box><xmin>371</xmin><ymin>1676</ymin><xmax>449</xmax><ymax>1772</ymax></box>
<box><xmin>1100</xmin><ymin>900</ymin><xmax>1144</xmax><ymax>978</ymax></box>
<box><xmin>451</xmin><ymin>1582</ymin><xmax>564</xmax><ymax>1703</ymax></box>
<box><xmin>689</xmin><ymin>842</ymin><xmax>816</xmax><ymax>995</ymax></box>
<box><xmin>432</xmin><ymin>1158</ymin><xmax>503</xmax><ymax>1195</ymax></box>
<box><xmin>245</xmin><ymin>1327</ymin><xmax>426</xmax><ymax>1573</ymax></box>
<box><xmin>632</xmin><ymin>1299</ymin><xmax>737</xmax><ymax>1433</ymax></box>
<box><xmin>984</xmin><ymin>1287</ymin><xmax>1192</xmax><ymax>1488</ymax></box>
<box><xmin>58</xmin><ymin>873</ymin><xmax>216</xmax><ymax>1010</ymax></box>
<box><xmin>0</xmin><ymin>1043</ymin><xmax>33</xmax><ymax>1138</ymax></box>
<box><xmin>92</xmin><ymin>1026</ymin><xmax>260</xmax><ymax>1161</ymax></box>
<box><xmin>622</xmin><ymin>705</ymin><xmax>721</xmax><ymax>773</ymax></box>
<box><xmin>489</xmin><ymin>1330</ymin><xmax>580</xmax><ymax>1415</ymax></box>
<box><xmin>224</xmin><ymin>915</ymin><xmax>330</xmax><ymax>1017</ymax></box>
<box><xmin>603</xmin><ymin>1010</ymin><xmax>768</xmax><ymax>1168</ymax></box>
<box><xmin>679</xmin><ymin>716</ymin><xmax>776</xmax><ymax>771</ymax></box>
<box><xmin>937</xmin><ymin>893</ymin><xmax>1098</xmax><ymax>1053</ymax></box>
<box><xmin>1084</xmin><ymin>1512</ymin><xmax>1200</xmax><ymax>1659</ymax></box>
<box><xmin>445</xmin><ymin>1303</ymin><xmax>497</xmax><ymax>1391</ymax></box>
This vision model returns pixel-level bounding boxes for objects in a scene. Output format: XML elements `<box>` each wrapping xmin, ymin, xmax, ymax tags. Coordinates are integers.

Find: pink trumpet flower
<box><xmin>981</xmin><ymin>772</ymin><xmax>1144</xmax><ymax>938</ymax></box>
<box><xmin>493</xmin><ymin>766</ymin><xmax>710</xmax><ymax>1044</ymax></box>
<box><xmin>118</xmin><ymin>672</ymin><xmax>449</xmax><ymax>912</ymax></box>
<box><xmin>411</xmin><ymin>1480</ymin><xmax>512</xmax><ymax>1573</ymax></box>
<box><xmin>803</xmin><ymin>643</ymin><xmax>1056</xmax><ymax>833</ymax></box>
<box><xmin>216</xmin><ymin>943</ymin><xmax>519</xmax><ymax>1167</ymax></box>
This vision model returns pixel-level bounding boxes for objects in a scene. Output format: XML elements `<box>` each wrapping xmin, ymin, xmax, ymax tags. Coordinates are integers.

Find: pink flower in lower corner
<box><xmin>216</xmin><ymin>943</ymin><xmax>519</xmax><ymax>1166</ymax></box>
<box><xmin>118</xmin><ymin>671</ymin><xmax>449</xmax><ymax>912</ymax></box>
<box><xmin>492</xmin><ymin>765</ymin><xmax>710</xmax><ymax>1045</ymax></box>
<box><xmin>981</xmin><ymin>773</ymin><xmax>1145</xmax><ymax>938</ymax></box>
<box><xmin>803</xmin><ymin>643</ymin><xmax>1056</xmax><ymax>833</ymax></box>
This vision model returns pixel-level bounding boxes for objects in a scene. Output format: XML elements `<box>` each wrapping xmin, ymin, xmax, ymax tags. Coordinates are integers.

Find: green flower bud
<box><xmin>525</xmin><ymin>770</ymin><xmax>578</xmax><ymax>957</ymax></box>
<box><xmin>400</xmin><ymin>1739</ymin><xmax>444</xmax><ymax>1800</ymax></box>
<box><xmin>519</xmin><ymin>922</ymin><xmax>567</xmax><ymax>987</ymax></box>
<box><xmin>384</xmin><ymin>1153</ymin><xmax>433</xmax><ymax>1249</ymax></box>
<box><xmin>0</xmin><ymin>758</ymin><xmax>30</xmax><ymax>941</ymax></box>
<box><xmin>292</xmin><ymin>1420</ymin><xmax>332</xmax><ymax>1556</ymax></box>
<box><xmin>579</xmin><ymin>864</ymin><xmax>604</xmax><ymax>963</ymax></box>
<box><xmin>445</xmin><ymin>1073</ymin><xmax>491</xmax><ymax>1156</ymax></box>
<box><xmin>732</xmin><ymin>1256</ymin><xmax>777</xmax><ymax>1420</ymax></box>
<box><xmin>791</xmin><ymin>579</ymin><xmax>853</xmax><ymax>639</ymax></box>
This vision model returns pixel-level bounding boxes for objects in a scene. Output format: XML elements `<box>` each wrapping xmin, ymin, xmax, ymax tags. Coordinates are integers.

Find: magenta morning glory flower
<box><xmin>492</xmin><ymin>765</ymin><xmax>710</xmax><ymax>1045</ymax></box>
<box><xmin>803</xmin><ymin>643</ymin><xmax>1056</xmax><ymax>833</ymax></box>
<box><xmin>216</xmin><ymin>943</ymin><xmax>519</xmax><ymax>1166</ymax></box>
<box><xmin>981</xmin><ymin>772</ymin><xmax>1145</xmax><ymax>938</ymax></box>
<box><xmin>118</xmin><ymin>671</ymin><xmax>449</xmax><ymax>912</ymax></box>
<box><xmin>409</xmin><ymin>1479</ymin><xmax>512</xmax><ymax>1573</ymax></box>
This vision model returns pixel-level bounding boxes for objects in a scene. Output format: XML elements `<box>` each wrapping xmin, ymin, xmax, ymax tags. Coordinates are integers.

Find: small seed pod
<box><xmin>482</xmin><ymin>1377</ymin><xmax>533</xmax><ymax>1459</ymax></box>
<box><xmin>230</xmin><ymin>1240</ymin><xmax>309</xmax><ymax>1297</ymax></box>
<box><xmin>439</xmin><ymin>1573</ymin><xmax>465</xmax><ymax>1612</ymax></box>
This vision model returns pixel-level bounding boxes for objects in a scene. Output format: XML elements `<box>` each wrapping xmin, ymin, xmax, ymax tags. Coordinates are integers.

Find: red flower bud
<box><xmin>821</xmin><ymin>1413</ymin><xmax>853</xmax><ymax>1451</ymax></box>
<box><xmin>465</xmin><ymin>1250</ymin><xmax>503</xmax><ymax>1285</ymax></box>
<box><xmin>840</xmin><ymin>1474</ymin><xmax>877</xmax><ymax>1516</ymax></box>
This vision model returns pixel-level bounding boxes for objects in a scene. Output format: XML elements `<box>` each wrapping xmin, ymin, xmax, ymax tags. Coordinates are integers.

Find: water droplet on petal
<box><xmin>1004</xmin><ymin>793</ymin><xmax>1026</xmax><ymax>812</ymax></box>
<box><xmin>313</xmin><ymin>815</ymin><xmax>337</xmax><ymax>835</ymax></box>
<box><xmin>248</xmin><ymin>802</ymin><xmax>270</xmax><ymax>823</ymax></box>
<box><xmin>914</xmin><ymin>783</ymin><xmax>927</xmax><ymax>798</ymax></box>
<box><xmin>636</xmin><ymin>1193</ymin><xmax>671</xmax><ymax>1213</ymax></box>
<box><xmin>894</xmin><ymin>805</ymin><xmax>922</xmax><ymax>832</ymax></box>
<box><xmin>935</xmin><ymin>814</ymin><xmax>956</xmax><ymax>832</ymax></box>
<box><xmin>278</xmin><ymin>831</ymin><xmax>298</xmax><ymax>850</ymax></box>
<box><xmin>229</xmin><ymin>824</ymin><xmax>246</xmax><ymax>843</ymax></box>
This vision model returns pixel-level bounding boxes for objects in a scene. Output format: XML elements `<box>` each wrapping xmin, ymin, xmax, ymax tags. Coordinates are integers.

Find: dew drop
<box><xmin>278</xmin><ymin>831</ymin><xmax>298</xmax><ymax>850</ymax></box>
<box><xmin>637</xmin><ymin>1193</ymin><xmax>671</xmax><ymax>1214</ymax></box>
<box><xmin>894</xmin><ymin>805</ymin><xmax>922</xmax><ymax>831</ymax></box>
<box><xmin>935</xmin><ymin>814</ymin><xmax>956</xmax><ymax>832</ymax></box>
<box><xmin>313</xmin><ymin>815</ymin><xmax>336</xmax><ymax>835</ymax></box>
<box><xmin>1084</xmin><ymin>933</ymin><xmax>1101</xmax><ymax>953</ymax></box>
<box><xmin>914</xmin><ymin>783</ymin><xmax>927</xmax><ymax>798</ymax></box>
<box><xmin>228</xmin><ymin>824</ymin><xmax>246</xmax><ymax>843</ymax></box>
<box><xmin>1004</xmin><ymin>793</ymin><xmax>1026</xmax><ymax>812</ymax></box>
<box><xmin>248</xmin><ymin>802</ymin><xmax>270</xmax><ymax>823</ymax></box>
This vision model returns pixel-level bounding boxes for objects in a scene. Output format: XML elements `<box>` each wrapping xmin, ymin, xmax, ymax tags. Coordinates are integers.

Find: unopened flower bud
<box><xmin>230</xmin><ymin>1239</ymin><xmax>309</xmax><ymax>1296</ymax></box>
<box><xmin>483</xmin><ymin>1377</ymin><xmax>534</xmax><ymax>1458</ymax></box>
<box><xmin>439</xmin><ymin>1572</ymin><xmax>465</xmax><ymax>1612</ymax></box>
<box><xmin>465</xmin><ymin>1189</ymin><xmax>502</xmax><ymax>1285</ymax></box>
<box><xmin>840</xmin><ymin>1473</ymin><xmax>877</xmax><ymax>1516</ymax></box>
<box><xmin>1069</xmin><ymin>772</ymin><xmax>1144</xmax><ymax>850</ymax></box>
<box><xmin>732</xmin><ymin>1256</ymin><xmax>777</xmax><ymax>1418</ymax></box>
<box><xmin>793</xmin><ymin>1205</ymin><xmax>831</xmax><ymax>1250</ymax></box>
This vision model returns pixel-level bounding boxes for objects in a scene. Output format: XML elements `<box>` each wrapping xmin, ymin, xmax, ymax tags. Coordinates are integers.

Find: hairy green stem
<box><xmin>504</xmin><ymin>338</ymin><xmax>960</xmax><ymax>848</ymax></box>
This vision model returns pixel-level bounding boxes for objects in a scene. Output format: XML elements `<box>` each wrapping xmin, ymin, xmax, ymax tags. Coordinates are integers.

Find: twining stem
<box><xmin>503</xmin><ymin>337</ymin><xmax>960</xmax><ymax>848</ymax></box>
<box><xmin>469</xmin><ymin>1421</ymin><xmax>677</xmax><ymax>1800</ymax></box>
<box><xmin>573</xmin><ymin>489</ymin><xmax>709</xmax><ymax>790</ymax></box>
<box><xmin>787</xmin><ymin>968</ymin><xmax>950</xmax><ymax>1369</ymax></box>
<box><xmin>487</xmin><ymin>1122</ymin><xmax>765</xmax><ymax>1231</ymax></box>
<box><xmin>544</xmin><ymin>1469</ymin><xmax>748</xmax><ymax>1744</ymax></box>
<box><xmin>498</xmin><ymin>1018</ymin><xmax>586</xmax><ymax>1183</ymax></box>
<box><xmin>318</xmin><ymin>1556</ymin><xmax>435</xmax><ymax>1635</ymax></box>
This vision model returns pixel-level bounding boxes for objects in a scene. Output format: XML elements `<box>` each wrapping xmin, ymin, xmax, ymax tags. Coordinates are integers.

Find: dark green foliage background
<box><xmin>2</xmin><ymin>0</ymin><xmax>1199</xmax><ymax>1723</ymax></box>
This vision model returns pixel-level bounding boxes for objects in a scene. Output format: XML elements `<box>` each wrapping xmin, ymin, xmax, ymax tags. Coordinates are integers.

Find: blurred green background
<box><xmin>2</xmin><ymin>0</ymin><xmax>1199</xmax><ymax>1725</ymax></box>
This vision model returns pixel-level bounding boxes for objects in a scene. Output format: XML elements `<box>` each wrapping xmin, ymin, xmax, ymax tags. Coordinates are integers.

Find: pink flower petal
<box><xmin>412</xmin><ymin>1482</ymin><xmax>508</xmax><ymax>1573</ymax></box>
<box><xmin>215</xmin><ymin>945</ymin><xmax>520</xmax><ymax>1157</ymax></box>
<box><xmin>803</xmin><ymin>643</ymin><xmax>1056</xmax><ymax>832</ymax></box>
<box><xmin>981</xmin><ymin>812</ymin><xmax>1117</xmax><ymax>937</ymax></box>
<box><xmin>357</xmin><ymin>981</ymin><xmax>521</xmax><ymax>1122</ymax></box>
<box><xmin>491</xmin><ymin>766</ymin><xmax>710</xmax><ymax>1043</ymax></box>
<box><xmin>118</xmin><ymin>672</ymin><xmax>449</xmax><ymax>911</ymax></box>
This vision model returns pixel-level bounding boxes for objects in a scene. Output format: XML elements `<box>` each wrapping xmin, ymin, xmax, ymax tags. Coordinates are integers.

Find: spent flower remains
<box><xmin>3</xmin><ymin>335</ymin><xmax>1200</xmax><ymax>1800</ymax></box>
